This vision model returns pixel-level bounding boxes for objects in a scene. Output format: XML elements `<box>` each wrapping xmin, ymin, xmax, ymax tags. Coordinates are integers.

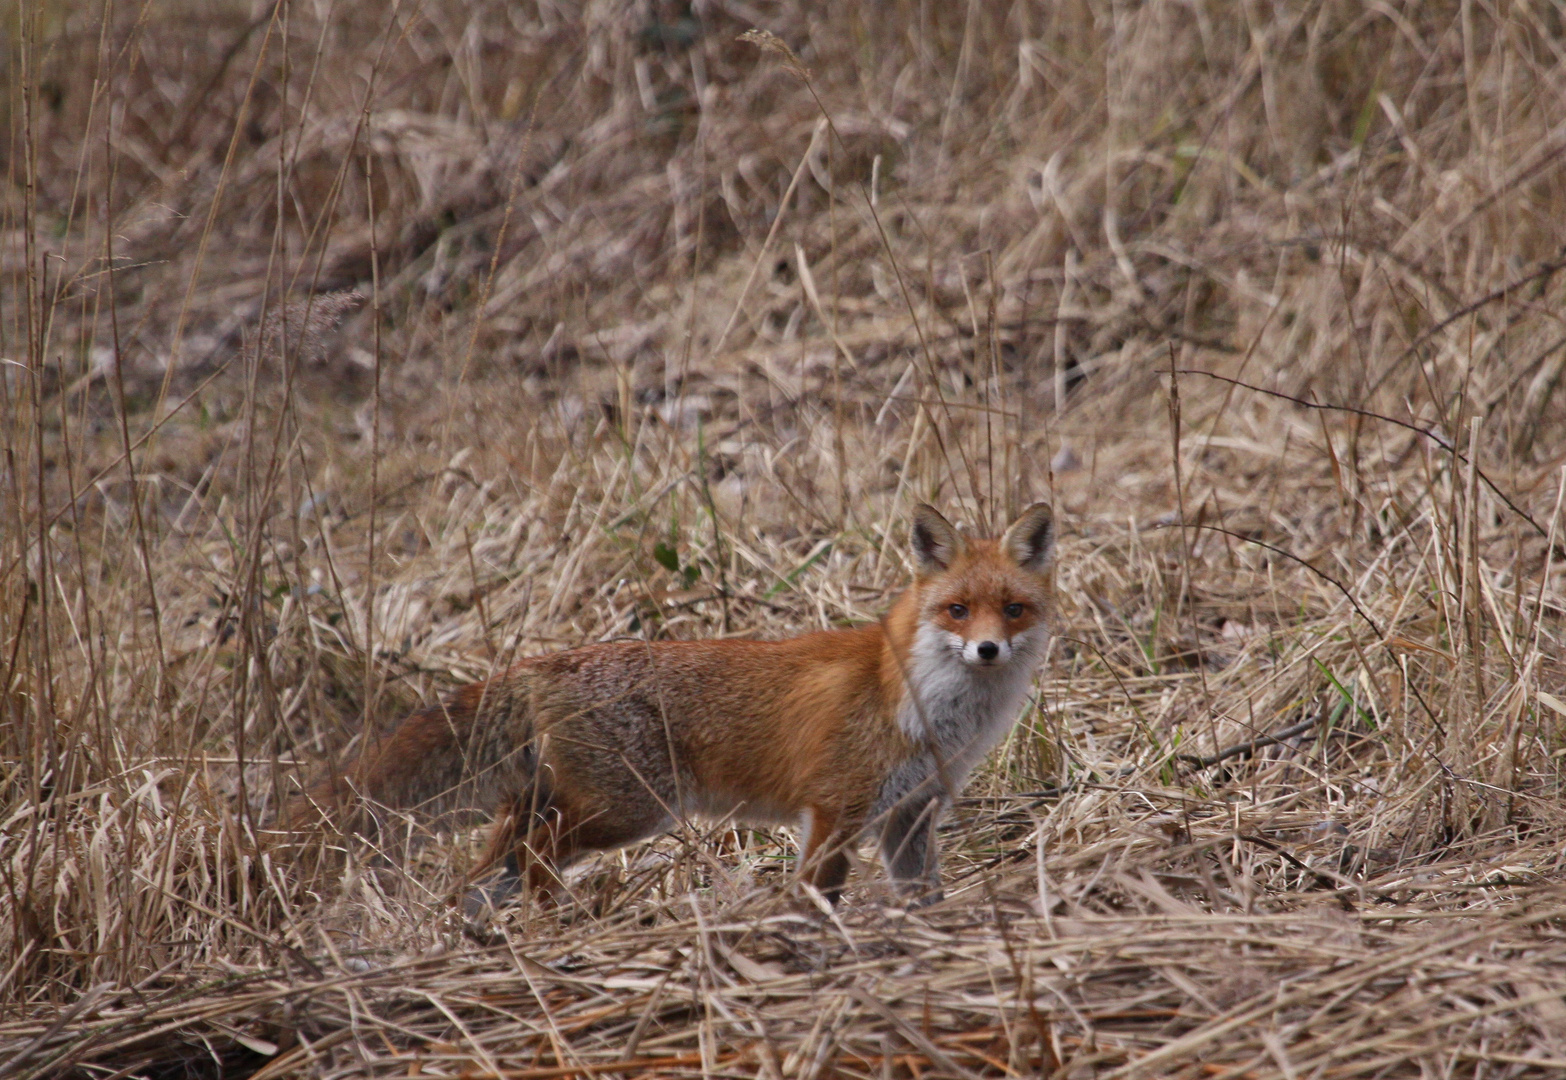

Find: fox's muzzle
<box><xmin>962</xmin><ymin>638</ymin><xmax>1012</xmax><ymax>665</ymax></box>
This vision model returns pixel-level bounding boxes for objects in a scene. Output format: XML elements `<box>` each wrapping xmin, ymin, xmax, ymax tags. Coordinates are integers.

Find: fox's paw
<box><xmin>462</xmin><ymin>910</ymin><xmax>505</xmax><ymax>947</ymax></box>
<box><xmin>461</xmin><ymin>871</ymin><xmax>523</xmax><ymax>921</ymax></box>
<box><xmin>888</xmin><ymin>883</ymin><xmax>944</xmax><ymax>910</ymax></box>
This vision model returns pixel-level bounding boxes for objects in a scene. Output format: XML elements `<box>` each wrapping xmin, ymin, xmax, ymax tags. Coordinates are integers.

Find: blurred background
<box><xmin>4</xmin><ymin>2</ymin><xmax>1566</xmax><ymax>1075</ymax></box>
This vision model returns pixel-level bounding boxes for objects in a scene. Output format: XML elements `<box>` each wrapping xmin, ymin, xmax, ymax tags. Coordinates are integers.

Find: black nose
<box><xmin>977</xmin><ymin>641</ymin><xmax>1000</xmax><ymax>661</ymax></box>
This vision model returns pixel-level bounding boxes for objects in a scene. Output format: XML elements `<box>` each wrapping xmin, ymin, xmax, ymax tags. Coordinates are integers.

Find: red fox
<box><xmin>286</xmin><ymin>503</ymin><xmax>1056</xmax><ymax>907</ymax></box>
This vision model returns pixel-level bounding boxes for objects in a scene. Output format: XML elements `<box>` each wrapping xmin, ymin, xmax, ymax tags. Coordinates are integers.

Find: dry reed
<box><xmin>3</xmin><ymin>1</ymin><xmax>1566</xmax><ymax>1077</ymax></box>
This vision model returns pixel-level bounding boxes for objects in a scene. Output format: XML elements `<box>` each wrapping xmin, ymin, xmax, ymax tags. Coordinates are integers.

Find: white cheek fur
<box><xmin>1006</xmin><ymin>625</ymin><xmax>1047</xmax><ymax>660</ymax></box>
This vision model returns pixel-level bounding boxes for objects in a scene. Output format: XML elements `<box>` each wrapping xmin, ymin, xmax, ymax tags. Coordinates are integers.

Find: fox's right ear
<box><xmin>911</xmin><ymin>504</ymin><xmax>964</xmax><ymax>574</ymax></box>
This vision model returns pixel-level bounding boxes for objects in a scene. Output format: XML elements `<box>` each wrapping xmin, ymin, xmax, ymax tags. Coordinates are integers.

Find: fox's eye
<box><xmin>948</xmin><ymin>603</ymin><xmax>969</xmax><ymax>620</ymax></box>
<box><xmin>1004</xmin><ymin>603</ymin><xmax>1025</xmax><ymax>619</ymax></box>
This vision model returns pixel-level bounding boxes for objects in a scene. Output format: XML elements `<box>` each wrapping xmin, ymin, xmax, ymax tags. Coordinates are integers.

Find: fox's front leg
<box><xmin>873</xmin><ymin>758</ymin><xmax>949</xmax><ymax>905</ymax></box>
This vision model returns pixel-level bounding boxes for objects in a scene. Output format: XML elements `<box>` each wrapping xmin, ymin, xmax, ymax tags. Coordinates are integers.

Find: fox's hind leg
<box><xmin>463</xmin><ymin>784</ymin><xmax>546</xmax><ymax>915</ymax></box>
<box><xmin>466</xmin><ymin>778</ymin><xmax>669</xmax><ymax>912</ymax></box>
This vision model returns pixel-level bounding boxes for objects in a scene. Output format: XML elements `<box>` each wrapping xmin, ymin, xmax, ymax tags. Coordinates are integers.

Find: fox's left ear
<box><xmin>1002</xmin><ymin>502</ymin><xmax>1055</xmax><ymax>572</ymax></box>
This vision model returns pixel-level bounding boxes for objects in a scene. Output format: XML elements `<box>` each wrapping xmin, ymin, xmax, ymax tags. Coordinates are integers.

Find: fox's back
<box><xmin>512</xmin><ymin>630</ymin><xmax>906</xmax><ymax>821</ymax></box>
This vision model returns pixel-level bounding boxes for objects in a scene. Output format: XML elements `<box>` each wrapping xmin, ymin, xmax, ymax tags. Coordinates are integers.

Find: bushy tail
<box><xmin>281</xmin><ymin>675</ymin><xmax>540</xmax><ymax>843</ymax></box>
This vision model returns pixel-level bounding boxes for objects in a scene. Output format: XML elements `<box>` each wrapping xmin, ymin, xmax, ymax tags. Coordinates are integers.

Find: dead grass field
<box><xmin>5</xmin><ymin>1</ymin><xmax>1566</xmax><ymax>1076</ymax></box>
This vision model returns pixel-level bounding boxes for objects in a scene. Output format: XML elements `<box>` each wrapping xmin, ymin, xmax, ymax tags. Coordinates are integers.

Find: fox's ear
<box><xmin>910</xmin><ymin>504</ymin><xmax>964</xmax><ymax>574</ymax></box>
<box><xmin>1003</xmin><ymin>502</ymin><xmax>1055</xmax><ymax>572</ymax></box>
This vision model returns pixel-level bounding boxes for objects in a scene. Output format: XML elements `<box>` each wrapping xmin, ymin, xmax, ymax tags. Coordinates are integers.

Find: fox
<box><xmin>284</xmin><ymin>502</ymin><xmax>1057</xmax><ymax>908</ymax></box>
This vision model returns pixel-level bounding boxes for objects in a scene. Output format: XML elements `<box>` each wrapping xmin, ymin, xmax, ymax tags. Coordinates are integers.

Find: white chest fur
<box><xmin>895</xmin><ymin>623</ymin><xmax>1045</xmax><ymax>784</ymax></box>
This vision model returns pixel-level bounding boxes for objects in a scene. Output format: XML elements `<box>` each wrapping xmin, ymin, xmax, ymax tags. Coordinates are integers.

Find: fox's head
<box><xmin>908</xmin><ymin>502</ymin><xmax>1056</xmax><ymax>671</ymax></box>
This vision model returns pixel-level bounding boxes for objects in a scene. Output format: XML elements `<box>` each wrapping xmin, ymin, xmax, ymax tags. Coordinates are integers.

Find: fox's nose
<box><xmin>976</xmin><ymin>641</ymin><xmax>1000</xmax><ymax>661</ymax></box>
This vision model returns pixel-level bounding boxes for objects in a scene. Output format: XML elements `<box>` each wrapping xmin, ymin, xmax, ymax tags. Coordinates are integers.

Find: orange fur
<box><xmin>284</xmin><ymin>503</ymin><xmax>1057</xmax><ymax>907</ymax></box>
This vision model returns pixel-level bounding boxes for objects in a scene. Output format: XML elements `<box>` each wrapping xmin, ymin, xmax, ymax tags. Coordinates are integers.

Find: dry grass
<box><xmin>5</xmin><ymin>1</ymin><xmax>1566</xmax><ymax>1076</ymax></box>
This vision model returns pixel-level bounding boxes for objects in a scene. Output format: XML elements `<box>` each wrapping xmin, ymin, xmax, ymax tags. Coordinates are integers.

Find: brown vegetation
<box><xmin>4</xmin><ymin>1</ymin><xmax>1566</xmax><ymax>1076</ymax></box>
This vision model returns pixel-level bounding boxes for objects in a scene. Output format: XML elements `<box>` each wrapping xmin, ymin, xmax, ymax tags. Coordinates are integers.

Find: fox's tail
<box><xmin>281</xmin><ymin>675</ymin><xmax>545</xmax><ymax>845</ymax></box>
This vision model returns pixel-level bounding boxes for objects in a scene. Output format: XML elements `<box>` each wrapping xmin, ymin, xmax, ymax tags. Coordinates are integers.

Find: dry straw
<box><xmin>4</xmin><ymin>2</ymin><xmax>1566</xmax><ymax>1077</ymax></box>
